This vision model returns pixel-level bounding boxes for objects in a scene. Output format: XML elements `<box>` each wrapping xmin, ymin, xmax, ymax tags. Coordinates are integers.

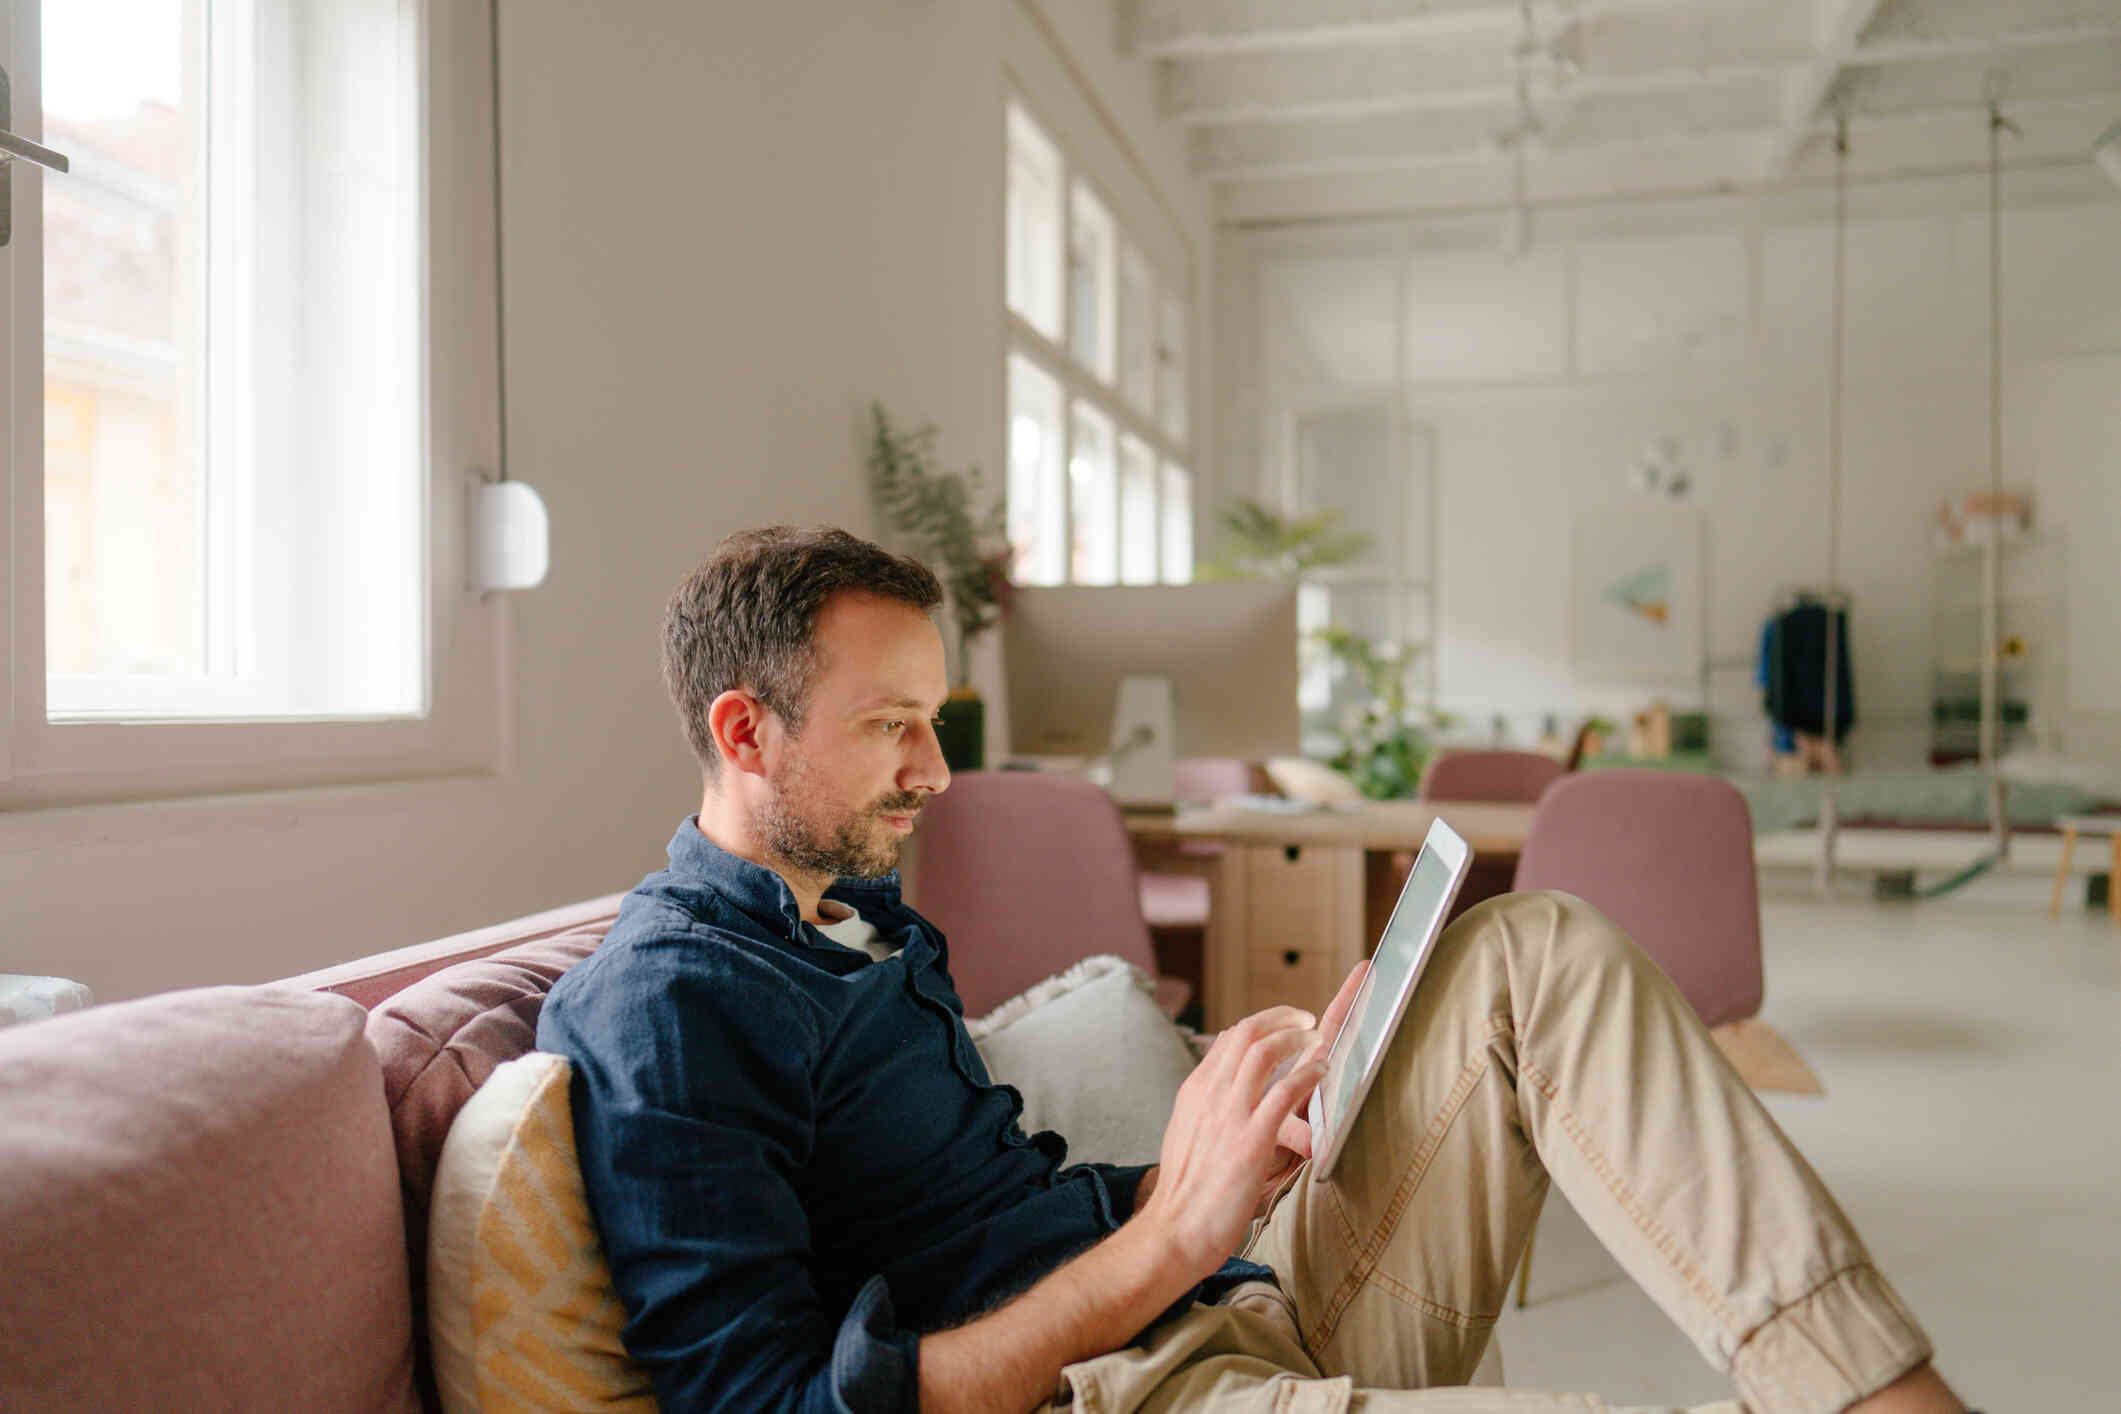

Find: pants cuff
<box><xmin>1729</xmin><ymin>1265</ymin><xmax>1933</xmax><ymax>1414</ymax></box>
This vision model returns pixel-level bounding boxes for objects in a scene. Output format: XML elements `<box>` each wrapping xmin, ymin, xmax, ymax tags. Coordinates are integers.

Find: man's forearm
<box><xmin>917</xmin><ymin>1215</ymin><xmax>1198</xmax><ymax>1414</ymax></box>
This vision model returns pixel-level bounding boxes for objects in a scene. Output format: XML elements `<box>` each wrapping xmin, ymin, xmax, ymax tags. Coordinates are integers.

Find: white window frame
<box><xmin>2</xmin><ymin>0</ymin><xmax>508</xmax><ymax>810</ymax></box>
<box><xmin>1003</xmin><ymin>91</ymin><xmax>1190</xmax><ymax>588</ymax></box>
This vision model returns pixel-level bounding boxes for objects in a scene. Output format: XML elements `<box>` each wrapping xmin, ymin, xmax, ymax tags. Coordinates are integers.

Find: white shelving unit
<box><xmin>1282</xmin><ymin>401</ymin><xmax>1438</xmax><ymax>758</ymax></box>
<box><xmin>1928</xmin><ymin>534</ymin><xmax>2067</xmax><ymax>764</ymax></box>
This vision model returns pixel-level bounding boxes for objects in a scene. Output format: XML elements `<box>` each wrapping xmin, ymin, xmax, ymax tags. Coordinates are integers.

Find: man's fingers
<box><xmin>1238</xmin><ymin>1023</ymin><xmax>1320</xmax><ymax>1101</ymax></box>
<box><xmin>1202</xmin><ymin>1006</ymin><xmax>1311</xmax><ymax>1075</ymax></box>
<box><xmin>1274</xmin><ymin>1110</ymin><xmax>1313</xmax><ymax>1159</ymax></box>
<box><xmin>1254</xmin><ymin>1058</ymin><xmax>1328</xmax><ymax>1150</ymax></box>
<box><xmin>1318</xmin><ymin>961</ymin><xmax>1369</xmax><ymax>1052</ymax></box>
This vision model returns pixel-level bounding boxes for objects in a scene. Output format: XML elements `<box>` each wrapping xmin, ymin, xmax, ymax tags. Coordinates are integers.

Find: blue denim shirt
<box><xmin>538</xmin><ymin>820</ymin><xmax>1270</xmax><ymax>1414</ymax></box>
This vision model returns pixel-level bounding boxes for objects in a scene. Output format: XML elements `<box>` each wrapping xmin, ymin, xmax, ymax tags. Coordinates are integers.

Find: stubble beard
<box><xmin>756</xmin><ymin>753</ymin><xmax>924</xmax><ymax>882</ymax></box>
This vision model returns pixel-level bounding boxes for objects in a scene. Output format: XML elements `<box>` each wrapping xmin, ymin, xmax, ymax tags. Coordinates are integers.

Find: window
<box><xmin>1005</xmin><ymin>354</ymin><xmax>1066</xmax><ymax>588</ymax></box>
<box><xmin>1067</xmin><ymin>182</ymin><xmax>1115</xmax><ymax>383</ymax></box>
<box><xmin>1004</xmin><ymin>103</ymin><xmax>1063</xmax><ymax>344</ymax></box>
<box><xmin>1067</xmin><ymin>402</ymin><xmax>1115</xmax><ymax>585</ymax></box>
<box><xmin>1002</xmin><ymin>98</ymin><xmax>1190</xmax><ymax>588</ymax></box>
<box><xmin>4</xmin><ymin>0</ymin><xmax>504</xmax><ymax>804</ymax></box>
<box><xmin>1117</xmin><ymin>435</ymin><xmax>1157</xmax><ymax>586</ymax></box>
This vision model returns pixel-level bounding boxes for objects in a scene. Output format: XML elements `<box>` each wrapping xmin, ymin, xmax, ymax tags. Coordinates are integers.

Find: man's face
<box><xmin>753</xmin><ymin>591</ymin><xmax>951</xmax><ymax>882</ymax></box>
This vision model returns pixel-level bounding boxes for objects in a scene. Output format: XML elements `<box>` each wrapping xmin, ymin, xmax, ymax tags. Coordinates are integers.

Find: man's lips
<box><xmin>878</xmin><ymin>808</ymin><xmax>921</xmax><ymax>830</ymax></box>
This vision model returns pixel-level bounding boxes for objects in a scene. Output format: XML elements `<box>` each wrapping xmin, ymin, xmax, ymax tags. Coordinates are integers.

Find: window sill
<box><xmin>0</xmin><ymin>766</ymin><xmax>514</xmax><ymax>855</ymax></box>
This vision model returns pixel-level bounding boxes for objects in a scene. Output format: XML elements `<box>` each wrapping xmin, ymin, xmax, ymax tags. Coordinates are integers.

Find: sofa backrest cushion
<box><xmin>361</xmin><ymin>920</ymin><xmax>612</xmax><ymax>1410</ymax></box>
<box><xmin>0</xmin><ymin>986</ymin><xmax>419</xmax><ymax>1414</ymax></box>
<box><xmin>426</xmin><ymin>1051</ymin><xmax>653</xmax><ymax>1414</ymax></box>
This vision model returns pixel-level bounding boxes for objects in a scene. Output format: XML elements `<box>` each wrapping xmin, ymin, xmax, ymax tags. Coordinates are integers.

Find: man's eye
<box><xmin>882</xmin><ymin>720</ymin><xmax>905</xmax><ymax>734</ymax></box>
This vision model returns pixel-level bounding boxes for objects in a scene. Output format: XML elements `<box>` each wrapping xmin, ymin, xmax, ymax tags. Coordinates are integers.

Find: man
<box><xmin>539</xmin><ymin>526</ymin><xmax>1971</xmax><ymax>1414</ymax></box>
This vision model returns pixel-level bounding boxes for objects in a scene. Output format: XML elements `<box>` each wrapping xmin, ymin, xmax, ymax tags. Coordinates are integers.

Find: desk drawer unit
<box><xmin>1210</xmin><ymin>843</ymin><xmax>1366</xmax><ymax>1025</ymax></box>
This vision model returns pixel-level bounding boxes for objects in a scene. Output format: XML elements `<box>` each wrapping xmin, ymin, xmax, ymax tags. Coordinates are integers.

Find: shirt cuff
<box><xmin>1089</xmin><ymin>1162</ymin><xmax>1154</xmax><ymax>1220</ymax></box>
<box><xmin>831</xmin><ymin>1274</ymin><xmax>922</xmax><ymax>1414</ymax></box>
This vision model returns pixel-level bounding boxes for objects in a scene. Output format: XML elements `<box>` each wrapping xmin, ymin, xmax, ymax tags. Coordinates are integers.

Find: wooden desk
<box><xmin>1125</xmin><ymin>801</ymin><xmax>1535</xmax><ymax>1029</ymax></box>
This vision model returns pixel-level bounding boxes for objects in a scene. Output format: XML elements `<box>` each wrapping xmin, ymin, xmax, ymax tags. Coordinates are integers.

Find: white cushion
<box><xmin>968</xmin><ymin>956</ymin><xmax>1199</xmax><ymax>1167</ymax></box>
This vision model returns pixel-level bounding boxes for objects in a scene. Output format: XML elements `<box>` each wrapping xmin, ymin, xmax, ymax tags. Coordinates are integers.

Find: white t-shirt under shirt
<box><xmin>814</xmin><ymin>899</ymin><xmax>897</xmax><ymax>963</ymax></box>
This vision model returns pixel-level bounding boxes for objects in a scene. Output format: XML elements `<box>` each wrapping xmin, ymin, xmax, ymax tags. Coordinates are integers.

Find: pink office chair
<box><xmin>1138</xmin><ymin>758</ymin><xmax>1254</xmax><ymax>928</ymax></box>
<box><xmin>910</xmin><ymin>770</ymin><xmax>1192</xmax><ymax>1020</ymax></box>
<box><xmin>1508</xmin><ymin>769</ymin><xmax>1782</xmax><ymax>1305</ymax></box>
<box><xmin>1138</xmin><ymin>759</ymin><xmax>1256</xmax><ymax>1015</ymax></box>
<box><xmin>1417</xmin><ymin>749</ymin><xmax>1567</xmax><ymax>805</ymax></box>
<box><xmin>1511</xmin><ymin>770</ymin><xmax>1762</xmax><ymax>1029</ymax></box>
<box><xmin>1413</xmin><ymin>750</ymin><xmax>1570</xmax><ymax>922</ymax></box>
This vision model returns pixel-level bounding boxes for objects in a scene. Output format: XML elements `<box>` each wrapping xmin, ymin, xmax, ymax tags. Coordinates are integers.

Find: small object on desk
<box><xmin>0</xmin><ymin>976</ymin><xmax>94</xmax><ymax>1028</ymax></box>
<box><xmin>1215</xmin><ymin>792</ymin><xmax>1326</xmax><ymax>816</ymax></box>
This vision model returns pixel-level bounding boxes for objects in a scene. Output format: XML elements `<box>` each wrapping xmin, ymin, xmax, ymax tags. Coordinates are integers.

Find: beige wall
<box><xmin>5</xmin><ymin>0</ymin><xmax>1215</xmax><ymax>1003</ymax></box>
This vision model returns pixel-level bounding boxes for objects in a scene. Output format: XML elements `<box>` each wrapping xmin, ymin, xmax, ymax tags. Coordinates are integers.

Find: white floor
<box><xmin>1491</xmin><ymin>870</ymin><xmax>2120</xmax><ymax>1412</ymax></box>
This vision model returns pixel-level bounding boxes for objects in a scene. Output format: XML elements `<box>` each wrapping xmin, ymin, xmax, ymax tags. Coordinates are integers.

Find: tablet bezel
<box><xmin>1307</xmin><ymin>817</ymin><xmax>1474</xmax><ymax>1181</ymax></box>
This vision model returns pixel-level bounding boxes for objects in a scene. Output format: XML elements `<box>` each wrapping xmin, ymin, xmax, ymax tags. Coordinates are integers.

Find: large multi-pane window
<box><xmin>1003</xmin><ymin>99</ymin><xmax>1191</xmax><ymax>587</ymax></box>
<box><xmin>5</xmin><ymin>0</ymin><xmax>504</xmax><ymax>803</ymax></box>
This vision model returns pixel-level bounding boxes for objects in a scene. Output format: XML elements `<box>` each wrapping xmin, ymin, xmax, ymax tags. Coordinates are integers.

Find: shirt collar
<box><xmin>664</xmin><ymin>817</ymin><xmax>908</xmax><ymax>944</ymax></box>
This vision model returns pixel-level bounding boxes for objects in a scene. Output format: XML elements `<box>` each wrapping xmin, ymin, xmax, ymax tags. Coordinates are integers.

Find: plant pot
<box><xmin>936</xmin><ymin>690</ymin><xmax>985</xmax><ymax>772</ymax></box>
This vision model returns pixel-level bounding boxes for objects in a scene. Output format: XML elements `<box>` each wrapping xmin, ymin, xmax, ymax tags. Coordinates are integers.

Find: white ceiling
<box><xmin>1123</xmin><ymin>0</ymin><xmax>2121</xmax><ymax>226</ymax></box>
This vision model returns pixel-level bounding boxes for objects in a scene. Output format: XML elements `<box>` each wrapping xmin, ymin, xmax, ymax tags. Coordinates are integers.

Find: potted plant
<box><xmin>866</xmin><ymin>403</ymin><xmax>1012</xmax><ymax>770</ymax></box>
<box><xmin>1311</xmin><ymin>626</ymin><xmax>1442</xmax><ymax>800</ymax></box>
<box><xmin>1196</xmin><ymin>499</ymin><xmax>1371</xmax><ymax>581</ymax></box>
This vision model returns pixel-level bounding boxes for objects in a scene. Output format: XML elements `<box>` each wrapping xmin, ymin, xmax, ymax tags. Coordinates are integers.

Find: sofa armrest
<box><xmin>276</xmin><ymin>892</ymin><xmax>627</xmax><ymax>1008</ymax></box>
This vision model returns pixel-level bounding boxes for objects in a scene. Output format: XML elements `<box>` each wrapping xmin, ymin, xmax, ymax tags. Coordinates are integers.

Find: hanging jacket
<box><xmin>1765</xmin><ymin>603</ymin><xmax>1854</xmax><ymax>741</ymax></box>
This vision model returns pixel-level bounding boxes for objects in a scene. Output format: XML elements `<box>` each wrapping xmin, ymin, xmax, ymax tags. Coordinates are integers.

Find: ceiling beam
<box><xmin>1756</xmin><ymin>0</ymin><xmax>1890</xmax><ymax>181</ymax></box>
<box><xmin>1202</xmin><ymin>89</ymin><xmax>2120</xmax><ymax>186</ymax></box>
<box><xmin>1176</xmin><ymin>61</ymin><xmax>1795</xmax><ymax>128</ymax></box>
<box><xmin>1133</xmin><ymin>0</ymin><xmax>1684</xmax><ymax>61</ymax></box>
<box><xmin>1849</xmin><ymin>19</ymin><xmax>2121</xmax><ymax>69</ymax></box>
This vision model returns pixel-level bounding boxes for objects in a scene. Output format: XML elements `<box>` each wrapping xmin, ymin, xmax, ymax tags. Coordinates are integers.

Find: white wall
<box><xmin>1222</xmin><ymin>181</ymin><xmax>2121</xmax><ymax>769</ymax></box>
<box><xmin>5</xmin><ymin>0</ymin><xmax>1215</xmax><ymax>1003</ymax></box>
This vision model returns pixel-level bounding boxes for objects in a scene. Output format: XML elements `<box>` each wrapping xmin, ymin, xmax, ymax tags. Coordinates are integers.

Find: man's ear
<box><xmin>706</xmin><ymin>689</ymin><xmax>775</xmax><ymax>780</ymax></box>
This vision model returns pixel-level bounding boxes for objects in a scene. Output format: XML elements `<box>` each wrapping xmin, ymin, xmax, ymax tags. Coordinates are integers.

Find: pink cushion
<box><xmin>0</xmin><ymin>987</ymin><xmax>418</xmax><ymax>1414</ymax></box>
<box><xmin>361</xmin><ymin>921</ymin><xmax>612</xmax><ymax>1409</ymax></box>
<box><xmin>1139</xmin><ymin>872</ymin><xmax>1211</xmax><ymax>928</ymax></box>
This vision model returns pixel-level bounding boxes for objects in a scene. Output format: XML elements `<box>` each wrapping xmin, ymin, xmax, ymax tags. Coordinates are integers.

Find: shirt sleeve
<box><xmin>542</xmin><ymin>950</ymin><xmax>921</xmax><ymax>1414</ymax></box>
<box><xmin>1072</xmin><ymin>1161</ymin><xmax>1153</xmax><ymax>1221</ymax></box>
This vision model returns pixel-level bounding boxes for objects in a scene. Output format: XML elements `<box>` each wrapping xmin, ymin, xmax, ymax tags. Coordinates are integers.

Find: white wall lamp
<box><xmin>470</xmin><ymin>476</ymin><xmax>551</xmax><ymax>593</ymax></box>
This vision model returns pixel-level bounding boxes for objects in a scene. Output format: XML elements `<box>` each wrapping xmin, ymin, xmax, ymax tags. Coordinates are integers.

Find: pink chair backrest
<box><xmin>1511</xmin><ymin>770</ymin><xmax>1763</xmax><ymax>1029</ymax></box>
<box><xmin>910</xmin><ymin>770</ymin><xmax>1160</xmax><ymax>1016</ymax></box>
<box><xmin>1174</xmin><ymin>757</ymin><xmax>1253</xmax><ymax>803</ymax></box>
<box><xmin>1419</xmin><ymin>749</ymin><xmax>1566</xmax><ymax>804</ymax></box>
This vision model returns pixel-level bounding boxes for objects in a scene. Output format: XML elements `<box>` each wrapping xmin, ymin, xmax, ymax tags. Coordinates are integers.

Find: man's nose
<box><xmin>904</xmin><ymin>718</ymin><xmax>951</xmax><ymax>796</ymax></box>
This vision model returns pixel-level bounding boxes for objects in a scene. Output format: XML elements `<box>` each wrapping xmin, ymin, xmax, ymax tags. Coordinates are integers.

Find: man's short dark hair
<box><xmin>662</xmin><ymin>526</ymin><xmax>943</xmax><ymax>775</ymax></box>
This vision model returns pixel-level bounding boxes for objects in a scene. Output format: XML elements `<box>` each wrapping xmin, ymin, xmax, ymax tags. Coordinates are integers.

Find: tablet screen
<box><xmin>1318</xmin><ymin>841</ymin><xmax>1461</xmax><ymax>1132</ymax></box>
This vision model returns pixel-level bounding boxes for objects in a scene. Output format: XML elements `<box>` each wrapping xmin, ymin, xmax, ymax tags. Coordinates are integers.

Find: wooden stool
<box><xmin>2049</xmin><ymin>816</ymin><xmax>2121</xmax><ymax>922</ymax></box>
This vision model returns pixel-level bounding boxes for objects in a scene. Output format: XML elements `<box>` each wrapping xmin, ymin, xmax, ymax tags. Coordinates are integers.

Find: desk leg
<box><xmin>2049</xmin><ymin>826</ymin><xmax>2076</xmax><ymax>920</ymax></box>
<box><xmin>1204</xmin><ymin>848</ymin><xmax>1249</xmax><ymax>1032</ymax></box>
<box><xmin>2111</xmin><ymin>834</ymin><xmax>2120</xmax><ymax>926</ymax></box>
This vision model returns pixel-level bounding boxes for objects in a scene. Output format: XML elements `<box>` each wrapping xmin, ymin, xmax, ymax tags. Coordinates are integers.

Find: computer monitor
<box><xmin>1001</xmin><ymin>583</ymin><xmax>1301</xmax><ymax>763</ymax></box>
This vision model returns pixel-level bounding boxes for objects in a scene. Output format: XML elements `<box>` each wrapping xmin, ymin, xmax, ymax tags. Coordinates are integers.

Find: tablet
<box><xmin>1307</xmin><ymin>818</ymin><xmax>1474</xmax><ymax>1180</ymax></box>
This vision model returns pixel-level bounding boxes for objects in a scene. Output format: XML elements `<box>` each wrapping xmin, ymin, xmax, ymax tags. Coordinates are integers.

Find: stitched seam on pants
<box><xmin>1729</xmin><ymin>1259</ymin><xmax>1878</xmax><ymax>1406</ymax></box>
<box><xmin>1366</xmin><ymin>1267</ymin><xmax>1497</xmax><ymax>1331</ymax></box>
<box><xmin>1305</xmin><ymin>1014</ymin><xmax>1511</xmax><ymax>1352</ymax></box>
<box><xmin>1517</xmin><ymin>1053</ymin><xmax>1741</xmax><ymax>1338</ymax></box>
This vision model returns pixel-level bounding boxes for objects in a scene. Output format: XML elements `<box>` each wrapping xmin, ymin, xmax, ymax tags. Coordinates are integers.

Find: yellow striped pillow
<box><xmin>427</xmin><ymin>1052</ymin><xmax>657</xmax><ymax>1414</ymax></box>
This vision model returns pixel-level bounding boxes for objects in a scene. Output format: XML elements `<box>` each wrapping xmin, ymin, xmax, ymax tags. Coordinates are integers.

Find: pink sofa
<box><xmin>0</xmin><ymin>892</ymin><xmax>628</xmax><ymax>1413</ymax></box>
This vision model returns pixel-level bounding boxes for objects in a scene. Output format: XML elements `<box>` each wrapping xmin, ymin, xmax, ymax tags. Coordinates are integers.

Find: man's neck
<box><xmin>693</xmin><ymin>802</ymin><xmax>833</xmax><ymax>927</ymax></box>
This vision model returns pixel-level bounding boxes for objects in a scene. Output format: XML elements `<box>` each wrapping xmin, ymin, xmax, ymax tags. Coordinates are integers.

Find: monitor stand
<box><xmin>1106</xmin><ymin>675</ymin><xmax>1176</xmax><ymax>810</ymax></box>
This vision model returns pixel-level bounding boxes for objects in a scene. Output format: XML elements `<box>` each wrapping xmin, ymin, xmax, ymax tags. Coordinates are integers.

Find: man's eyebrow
<box><xmin>853</xmin><ymin>695</ymin><xmax>937</xmax><ymax>713</ymax></box>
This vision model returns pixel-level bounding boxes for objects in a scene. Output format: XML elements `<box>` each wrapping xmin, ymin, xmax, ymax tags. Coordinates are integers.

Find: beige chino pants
<box><xmin>1057</xmin><ymin>892</ymin><xmax>1932</xmax><ymax>1414</ymax></box>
